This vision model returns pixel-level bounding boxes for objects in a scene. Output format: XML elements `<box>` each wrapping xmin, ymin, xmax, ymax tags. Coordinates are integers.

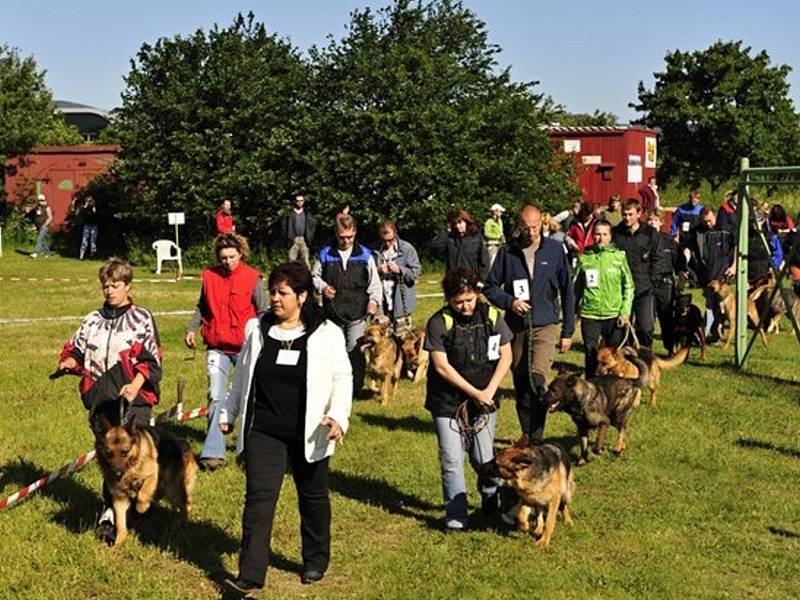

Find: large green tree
<box><xmin>113</xmin><ymin>13</ymin><xmax>308</xmax><ymax>239</ymax></box>
<box><xmin>301</xmin><ymin>0</ymin><xmax>576</xmax><ymax>238</ymax></box>
<box><xmin>631</xmin><ymin>40</ymin><xmax>800</xmax><ymax>191</ymax></box>
<box><xmin>0</xmin><ymin>45</ymin><xmax>82</xmax><ymax>196</ymax></box>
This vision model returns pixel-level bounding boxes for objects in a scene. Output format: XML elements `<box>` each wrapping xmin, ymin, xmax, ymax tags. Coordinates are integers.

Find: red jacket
<box><xmin>567</xmin><ymin>219</ymin><xmax>596</xmax><ymax>253</ymax></box>
<box><xmin>215</xmin><ymin>210</ymin><xmax>235</xmax><ymax>235</ymax></box>
<box><xmin>638</xmin><ymin>185</ymin><xmax>658</xmax><ymax>213</ymax></box>
<box><xmin>201</xmin><ymin>263</ymin><xmax>261</xmax><ymax>353</ymax></box>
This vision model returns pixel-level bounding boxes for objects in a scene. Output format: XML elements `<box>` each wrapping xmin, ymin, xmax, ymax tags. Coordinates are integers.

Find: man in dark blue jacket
<box><xmin>485</xmin><ymin>204</ymin><xmax>576</xmax><ymax>443</ymax></box>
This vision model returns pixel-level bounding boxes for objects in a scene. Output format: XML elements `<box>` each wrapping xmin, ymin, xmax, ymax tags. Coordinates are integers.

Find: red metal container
<box><xmin>548</xmin><ymin>126</ymin><xmax>658</xmax><ymax>206</ymax></box>
<box><xmin>4</xmin><ymin>145</ymin><xmax>120</xmax><ymax>229</ymax></box>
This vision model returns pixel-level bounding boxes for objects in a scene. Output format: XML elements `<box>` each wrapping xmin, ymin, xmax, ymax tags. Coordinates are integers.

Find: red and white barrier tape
<box><xmin>0</xmin><ymin>403</ymin><xmax>209</xmax><ymax>512</ymax></box>
<box><xmin>176</xmin><ymin>405</ymin><xmax>208</xmax><ymax>421</ymax></box>
<box><xmin>0</xmin><ymin>450</ymin><xmax>96</xmax><ymax>512</ymax></box>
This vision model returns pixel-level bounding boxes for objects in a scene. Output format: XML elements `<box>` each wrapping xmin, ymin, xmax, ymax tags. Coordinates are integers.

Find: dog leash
<box><xmin>616</xmin><ymin>321</ymin><xmax>640</xmax><ymax>350</ymax></box>
<box><xmin>453</xmin><ymin>400</ymin><xmax>493</xmax><ymax>450</ymax></box>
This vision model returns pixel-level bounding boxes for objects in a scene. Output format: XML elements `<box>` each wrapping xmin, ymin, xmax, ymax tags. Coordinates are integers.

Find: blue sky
<box><xmin>3</xmin><ymin>0</ymin><xmax>799</xmax><ymax>121</ymax></box>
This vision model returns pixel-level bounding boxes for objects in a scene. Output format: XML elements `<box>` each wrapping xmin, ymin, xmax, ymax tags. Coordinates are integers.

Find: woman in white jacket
<box><xmin>220</xmin><ymin>262</ymin><xmax>352</xmax><ymax>596</ymax></box>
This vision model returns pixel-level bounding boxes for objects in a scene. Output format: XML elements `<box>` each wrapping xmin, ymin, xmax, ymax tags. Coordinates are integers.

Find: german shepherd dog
<box><xmin>707</xmin><ymin>279</ymin><xmax>766</xmax><ymax>349</ymax></box>
<box><xmin>398</xmin><ymin>325</ymin><xmax>429</xmax><ymax>383</ymax></box>
<box><xmin>595</xmin><ymin>345</ymin><xmax>689</xmax><ymax>406</ymax></box>
<box><xmin>544</xmin><ymin>362</ymin><xmax>646</xmax><ymax>465</ymax></box>
<box><xmin>667</xmin><ymin>293</ymin><xmax>707</xmax><ymax>361</ymax></box>
<box><xmin>360</xmin><ymin>319</ymin><xmax>403</xmax><ymax>405</ymax></box>
<box><xmin>488</xmin><ymin>441</ymin><xmax>575</xmax><ymax>547</ymax></box>
<box><xmin>749</xmin><ymin>280</ymin><xmax>800</xmax><ymax>335</ymax></box>
<box><xmin>93</xmin><ymin>415</ymin><xmax>198</xmax><ymax>546</ymax></box>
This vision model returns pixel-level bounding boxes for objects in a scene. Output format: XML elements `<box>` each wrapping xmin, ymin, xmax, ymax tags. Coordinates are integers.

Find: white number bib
<box><xmin>513</xmin><ymin>278</ymin><xmax>530</xmax><ymax>301</ymax></box>
<box><xmin>487</xmin><ymin>334</ymin><xmax>501</xmax><ymax>360</ymax></box>
<box><xmin>585</xmin><ymin>268</ymin><xmax>600</xmax><ymax>289</ymax></box>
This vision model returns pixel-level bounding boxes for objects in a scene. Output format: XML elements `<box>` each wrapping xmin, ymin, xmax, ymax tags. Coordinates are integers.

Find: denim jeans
<box><xmin>80</xmin><ymin>225</ymin><xmax>98</xmax><ymax>257</ymax></box>
<box><xmin>34</xmin><ymin>225</ymin><xmax>51</xmax><ymax>256</ymax></box>
<box><xmin>201</xmin><ymin>349</ymin><xmax>238</xmax><ymax>460</ymax></box>
<box><xmin>433</xmin><ymin>412</ymin><xmax>499</xmax><ymax>529</ymax></box>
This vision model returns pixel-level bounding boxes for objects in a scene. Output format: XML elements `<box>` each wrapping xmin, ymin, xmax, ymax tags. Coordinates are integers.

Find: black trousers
<box><xmin>239</xmin><ymin>428</ymin><xmax>331</xmax><ymax>586</ymax></box>
<box><xmin>581</xmin><ymin>317</ymin><xmax>625</xmax><ymax>376</ymax></box>
<box><xmin>631</xmin><ymin>291</ymin><xmax>655</xmax><ymax>348</ymax></box>
<box><xmin>652</xmin><ymin>282</ymin><xmax>674</xmax><ymax>349</ymax></box>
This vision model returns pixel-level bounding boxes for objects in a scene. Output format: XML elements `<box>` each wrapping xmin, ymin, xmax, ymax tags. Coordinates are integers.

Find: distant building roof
<box><xmin>55</xmin><ymin>100</ymin><xmax>112</xmax><ymax>120</ymax></box>
<box><xmin>545</xmin><ymin>124</ymin><xmax>658</xmax><ymax>135</ymax></box>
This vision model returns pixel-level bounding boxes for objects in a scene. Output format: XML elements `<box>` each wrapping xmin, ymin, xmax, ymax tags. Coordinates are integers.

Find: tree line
<box><xmin>2</xmin><ymin>2</ymin><xmax>799</xmax><ymax>250</ymax></box>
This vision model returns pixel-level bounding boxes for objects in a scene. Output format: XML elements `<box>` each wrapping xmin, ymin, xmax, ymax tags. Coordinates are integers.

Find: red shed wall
<box><xmin>4</xmin><ymin>145</ymin><xmax>119</xmax><ymax>229</ymax></box>
<box><xmin>550</xmin><ymin>128</ymin><xmax>657</xmax><ymax>206</ymax></box>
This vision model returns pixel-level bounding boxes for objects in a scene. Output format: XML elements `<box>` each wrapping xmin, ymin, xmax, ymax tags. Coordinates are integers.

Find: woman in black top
<box><xmin>429</xmin><ymin>209</ymin><xmax>491</xmax><ymax>282</ymax></box>
<box><xmin>424</xmin><ymin>267</ymin><xmax>513</xmax><ymax>531</ymax></box>
<box><xmin>220</xmin><ymin>262</ymin><xmax>352</xmax><ymax>596</ymax></box>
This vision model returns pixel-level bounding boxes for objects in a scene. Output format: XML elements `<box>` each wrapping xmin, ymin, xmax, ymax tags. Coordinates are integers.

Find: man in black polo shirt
<box><xmin>612</xmin><ymin>199</ymin><xmax>658</xmax><ymax>347</ymax></box>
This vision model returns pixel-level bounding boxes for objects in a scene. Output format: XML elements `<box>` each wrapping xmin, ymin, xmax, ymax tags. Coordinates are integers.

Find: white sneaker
<box><xmin>30</xmin><ymin>253</ymin><xmax>37</xmax><ymax>258</ymax></box>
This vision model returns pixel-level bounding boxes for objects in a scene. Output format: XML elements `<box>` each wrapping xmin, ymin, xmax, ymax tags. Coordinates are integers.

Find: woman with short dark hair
<box><xmin>424</xmin><ymin>267</ymin><xmax>513</xmax><ymax>531</ymax></box>
<box><xmin>220</xmin><ymin>262</ymin><xmax>352</xmax><ymax>595</ymax></box>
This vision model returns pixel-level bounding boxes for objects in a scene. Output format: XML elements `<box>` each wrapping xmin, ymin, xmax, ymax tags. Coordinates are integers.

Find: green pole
<box><xmin>735</xmin><ymin>158</ymin><xmax>750</xmax><ymax>368</ymax></box>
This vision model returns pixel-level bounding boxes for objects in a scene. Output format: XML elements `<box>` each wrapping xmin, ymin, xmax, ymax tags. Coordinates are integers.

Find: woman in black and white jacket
<box><xmin>219</xmin><ymin>262</ymin><xmax>352</xmax><ymax>596</ymax></box>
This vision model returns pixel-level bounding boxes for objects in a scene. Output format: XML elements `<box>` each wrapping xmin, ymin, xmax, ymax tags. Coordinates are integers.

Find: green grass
<box><xmin>1</xmin><ymin>249</ymin><xmax>799</xmax><ymax>599</ymax></box>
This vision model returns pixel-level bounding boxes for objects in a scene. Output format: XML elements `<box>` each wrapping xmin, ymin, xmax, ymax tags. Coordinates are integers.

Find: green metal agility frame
<box><xmin>735</xmin><ymin>157</ymin><xmax>800</xmax><ymax>369</ymax></box>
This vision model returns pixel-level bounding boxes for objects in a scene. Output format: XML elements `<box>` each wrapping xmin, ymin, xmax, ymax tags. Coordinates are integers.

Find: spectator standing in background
<box><xmin>603</xmin><ymin>195</ymin><xmax>623</xmax><ymax>227</ymax></box>
<box><xmin>282</xmin><ymin>194</ymin><xmax>318</xmax><ymax>268</ymax></box>
<box><xmin>79</xmin><ymin>195</ymin><xmax>99</xmax><ymax>260</ymax></box>
<box><xmin>215</xmin><ymin>199</ymin><xmax>236</xmax><ymax>235</ymax></box>
<box><xmin>429</xmin><ymin>209</ymin><xmax>491</xmax><ymax>282</ymax></box>
<box><xmin>483</xmin><ymin>204</ymin><xmax>506</xmax><ymax>266</ymax></box>
<box><xmin>30</xmin><ymin>194</ymin><xmax>53</xmax><ymax>258</ymax></box>
<box><xmin>638</xmin><ymin>175</ymin><xmax>660</xmax><ymax>214</ymax></box>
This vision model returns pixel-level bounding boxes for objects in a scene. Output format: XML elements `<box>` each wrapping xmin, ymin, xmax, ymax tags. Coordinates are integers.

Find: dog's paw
<box><xmin>592</xmin><ymin>447</ymin><xmax>603</xmax><ymax>456</ymax></box>
<box><xmin>576</xmin><ymin>457</ymin><xmax>588</xmax><ymax>467</ymax></box>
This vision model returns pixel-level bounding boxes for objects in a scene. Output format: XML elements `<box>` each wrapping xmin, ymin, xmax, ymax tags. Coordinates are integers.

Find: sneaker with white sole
<box><xmin>96</xmin><ymin>507</ymin><xmax>116</xmax><ymax>545</ymax></box>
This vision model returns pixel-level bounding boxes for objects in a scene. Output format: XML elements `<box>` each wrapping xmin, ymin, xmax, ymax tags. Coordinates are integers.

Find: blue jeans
<box><xmin>34</xmin><ymin>225</ymin><xmax>51</xmax><ymax>256</ymax></box>
<box><xmin>201</xmin><ymin>349</ymin><xmax>238</xmax><ymax>460</ymax></box>
<box><xmin>80</xmin><ymin>225</ymin><xmax>98</xmax><ymax>257</ymax></box>
<box><xmin>433</xmin><ymin>412</ymin><xmax>499</xmax><ymax>529</ymax></box>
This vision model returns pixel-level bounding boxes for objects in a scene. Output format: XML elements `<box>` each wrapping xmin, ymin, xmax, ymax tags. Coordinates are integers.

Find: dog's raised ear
<box><xmin>92</xmin><ymin>413</ymin><xmax>112</xmax><ymax>439</ymax></box>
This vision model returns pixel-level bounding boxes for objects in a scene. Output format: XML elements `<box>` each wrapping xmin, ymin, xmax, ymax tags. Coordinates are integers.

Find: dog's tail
<box><xmin>654</xmin><ymin>346</ymin><xmax>689</xmax><ymax>370</ymax></box>
<box><xmin>622</xmin><ymin>352</ymin><xmax>650</xmax><ymax>389</ymax></box>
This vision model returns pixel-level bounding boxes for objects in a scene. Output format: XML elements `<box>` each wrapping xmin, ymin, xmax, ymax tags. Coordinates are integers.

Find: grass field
<box><xmin>1</xmin><ymin>249</ymin><xmax>799</xmax><ymax>600</ymax></box>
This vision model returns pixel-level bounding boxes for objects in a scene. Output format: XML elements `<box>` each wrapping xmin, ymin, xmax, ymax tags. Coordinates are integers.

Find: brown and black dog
<box><xmin>595</xmin><ymin>345</ymin><xmax>688</xmax><ymax>406</ymax></box>
<box><xmin>749</xmin><ymin>280</ymin><xmax>800</xmax><ymax>335</ymax></box>
<box><xmin>398</xmin><ymin>325</ymin><xmax>429</xmax><ymax>384</ymax></box>
<box><xmin>707</xmin><ymin>279</ymin><xmax>766</xmax><ymax>349</ymax></box>
<box><xmin>93</xmin><ymin>416</ymin><xmax>197</xmax><ymax>546</ymax></box>
<box><xmin>544</xmin><ymin>365</ymin><xmax>646</xmax><ymax>465</ymax></box>
<box><xmin>491</xmin><ymin>441</ymin><xmax>575</xmax><ymax>547</ymax></box>
<box><xmin>360</xmin><ymin>319</ymin><xmax>403</xmax><ymax>405</ymax></box>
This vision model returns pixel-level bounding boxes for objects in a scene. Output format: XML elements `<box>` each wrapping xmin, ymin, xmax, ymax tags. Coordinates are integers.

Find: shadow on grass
<box><xmin>329</xmin><ymin>470</ymin><xmax>441</xmax><ymax>529</ymax></box>
<box><xmin>358</xmin><ymin>413</ymin><xmax>431</xmax><ymax>434</ymax></box>
<box><xmin>0</xmin><ymin>457</ymin><xmax>300</xmax><ymax>588</ymax></box>
<box><xmin>694</xmin><ymin>360</ymin><xmax>800</xmax><ymax>387</ymax></box>
<box><xmin>768</xmin><ymin>526</ymin><xmax>800</xmax><ymax>538</ymax></box>
<box><xmin>735</xmin><ymin>438</ymin><xmax>800</xmax><ymax>459</ymax></box>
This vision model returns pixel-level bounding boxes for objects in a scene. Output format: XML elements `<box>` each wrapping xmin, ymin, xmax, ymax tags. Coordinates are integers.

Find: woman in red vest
<box><xmin>185</xmin><ymin>234</ymin><xmax>268</xmax><ymax>470</ymax></box>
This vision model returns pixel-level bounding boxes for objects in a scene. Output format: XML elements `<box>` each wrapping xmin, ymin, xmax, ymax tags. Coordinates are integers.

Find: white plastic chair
<box><xmin>152</xmin><ymin>240</ymin><xmax>182</xmax><ymax>275</ymax></box>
